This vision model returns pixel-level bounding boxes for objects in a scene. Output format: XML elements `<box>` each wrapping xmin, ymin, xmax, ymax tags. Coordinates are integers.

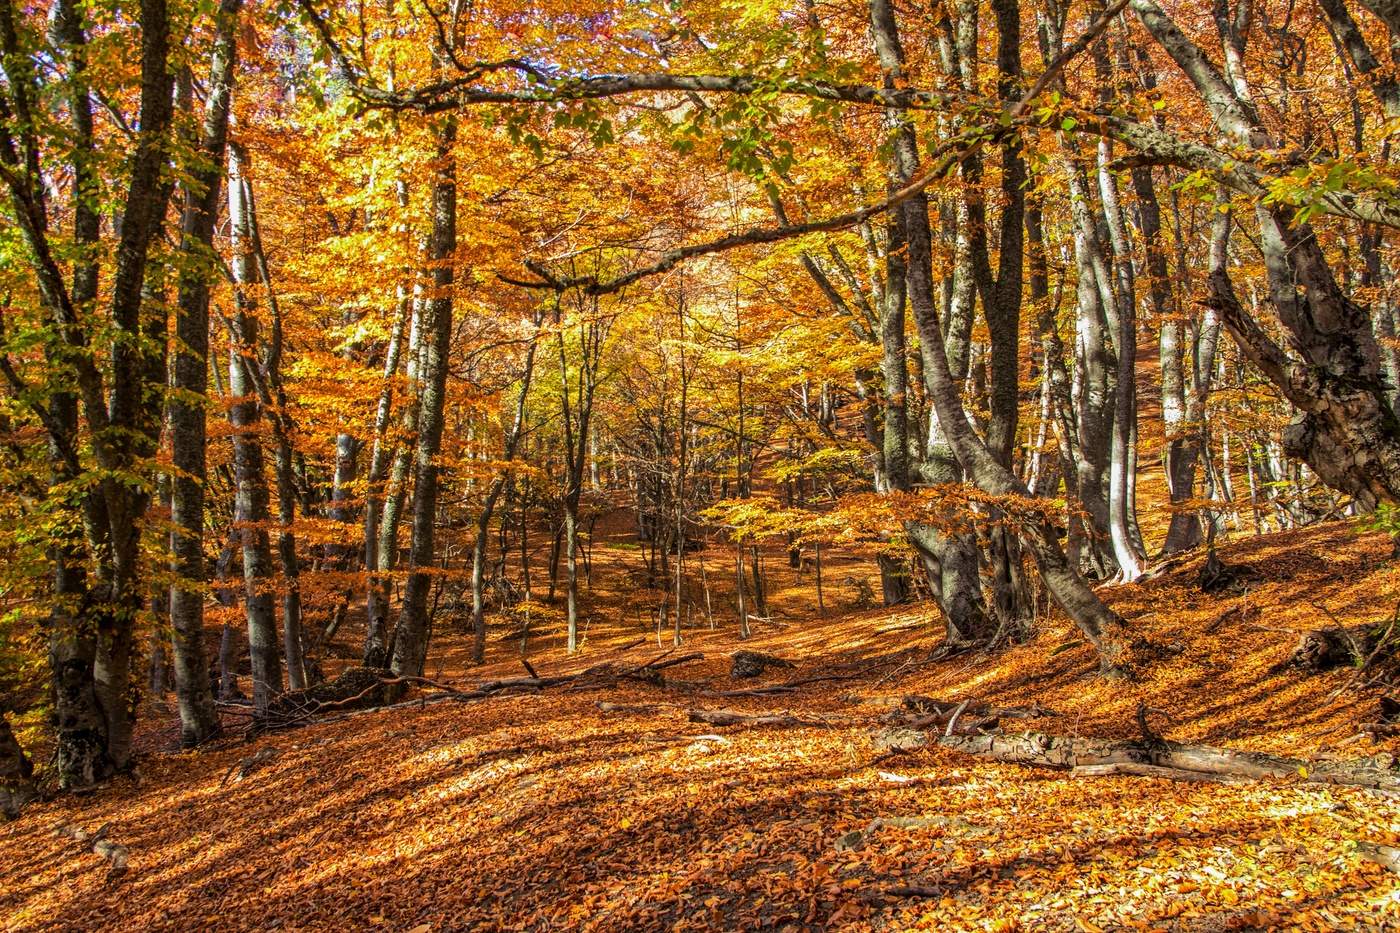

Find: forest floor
<box><xmin>4</xmin><ymin>521</ymin><xmax>1400</xmax><ymax>931</ymax></box>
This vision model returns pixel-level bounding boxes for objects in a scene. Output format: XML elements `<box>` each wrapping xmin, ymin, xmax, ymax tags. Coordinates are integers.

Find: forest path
<box><xmin>3</xmin><ymin>522</ymin><xmax>1400</xmax><ymax>930</ymax></box>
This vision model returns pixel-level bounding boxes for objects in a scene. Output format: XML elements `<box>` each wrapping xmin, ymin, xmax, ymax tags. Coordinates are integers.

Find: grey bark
<box><xmin>167</xmin><ymin>0</ymin><xmax>240</xmax><ymax>745</ymax></box>
<box><xmin>869</xmin><ymin>0</ymin><xmax>992</xmax><ymax>643</ymax></box>
<box><xmin>390</xmin><ymin>113</ymin><xmax>456</xmax><ymax>678</ymax></box>
<box><xmin>363</xmin><ymin>287</ymin><xmax>410</xmax><ymax>663</ymax></box>
<box><xmin>1135</xmin><ymin>0</ymin><xmax>1400</xmax><ymax>508</ymax></box>
<box><xmin>228</xmin><ymin>142</ymin><xmax>282</xmax><ymax>710</ymax></box>
<box><xmin>366</xmin><ymin>285</ymin><xmax>423</xmax><ymax>665</ymax></box>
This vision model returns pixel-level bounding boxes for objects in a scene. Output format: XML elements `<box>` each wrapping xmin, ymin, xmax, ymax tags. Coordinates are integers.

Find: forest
<box><xmin>3</xmin><ymin>0</ymin><xmax>1400</xmax><ymax>928</ymax></box>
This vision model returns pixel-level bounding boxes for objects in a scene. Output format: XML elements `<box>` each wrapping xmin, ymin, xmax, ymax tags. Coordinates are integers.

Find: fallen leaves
<box><xmin>3</xmin><ymin>524</ymin><xmax>1400</xmax><ymax>930</ymax></box>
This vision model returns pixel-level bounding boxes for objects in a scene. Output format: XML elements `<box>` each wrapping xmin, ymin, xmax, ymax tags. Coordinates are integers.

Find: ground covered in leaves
<box><xmin>5</xmin><ymin>522</ymin><xmax>1400</xmax><ymax>931</ymax></box>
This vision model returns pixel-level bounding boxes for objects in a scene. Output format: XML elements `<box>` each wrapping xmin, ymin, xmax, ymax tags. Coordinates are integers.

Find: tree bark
<box><xmin>471</xmin><ymin>316</ymin><xmax>538</xmax><ymax>663</ymax></box>
<box><xmin>391</xmin><ymin>113</ymin><xmax>455</xmax><ymax>678</ymax></box>
<box><xmin>228</xmin><ymin>142</ymin><xmax>282</xmax><ymax>710</ymax></box>
<box><xmin>366</xmin><ymin>286</ymin><xmax>423</xmax><ymax>666</ymax></box>
<box><xmin>364</xmin><ymin>287</ymin><xmax>410</xmax><ymax>663</ymax></box>
<box><xmin>869</xmin><ymin>0</ymin><xmax>992</xmax><ymax>643</ymax></box>
<box><xmin>1134</xmin><ymin>0</ymin><xmax>1400</xmax><ymax>509</ymax></box>
<box><xmin>0</xmin><ymin>714</ymin><xmax>36</xmax><ymax>819</ymax></box>
<box><xmin>167</xmin><ymin>0</ymin><xmax>240</xmax><ymax>745</ymax></box>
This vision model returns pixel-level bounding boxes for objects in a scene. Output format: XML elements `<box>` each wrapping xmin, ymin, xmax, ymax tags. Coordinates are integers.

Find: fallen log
<box><xmin>687</xmin><ymin>708</ymin><xmax>827</xmax><ymax>729</ymax></box>
<box><xmin>939</xmin><ymin>730</ymin><xmax>1400</xmax><ymax>791</ymax></box>
<box><xmin>1359</xmin><ymin>840</ymin><xmax>1400</xmax><ymax>874</ymax></box>
<box><xmin>1071</xmin><ymin>762</ymin><xmax>1248</xmax><ymax>784</ymax></box>
<box><xmin>55</xmin><ymin>822</ymin><xmax>129</xmax><ymax>879</ymax></box>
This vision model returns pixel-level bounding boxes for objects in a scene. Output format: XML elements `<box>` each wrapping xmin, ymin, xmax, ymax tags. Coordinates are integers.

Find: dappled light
<box><xmin>5</xmin><ymin>0</ymin><xmax>1400</xmax><ymax>928</ymax></box>
<box><xmin>5</xmin><ymin>525</ymin><xmax>1400</xmax><ymax>929</ymax></box>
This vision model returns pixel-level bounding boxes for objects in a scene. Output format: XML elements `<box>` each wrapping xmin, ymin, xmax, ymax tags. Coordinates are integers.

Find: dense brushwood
<box><xmin>258</xmin><ymin>667</ymin><xmax>392</xmax><ymax>724</ymax></box>
<box><xmin>729</xmin><ymin>650</ymin><xmax>796</xmax><ymax>679</ymax></box>
<box><xmin>1290</xmin><ymin>621</ymin><xmax>1399</xmax><ymax>673</ymax></box>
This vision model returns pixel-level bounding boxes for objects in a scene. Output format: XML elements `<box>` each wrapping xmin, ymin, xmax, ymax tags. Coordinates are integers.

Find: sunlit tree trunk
<box><xmin>241</xmin><ymin>166</ymin><xmax>306</xmax><ymax>690</ymax></box>
<box><xmin>869</xmin><ymin>0</ymin><xmax>992</xmax><ymax>644</ymax></box>
<box><xmin>391</xmin><ymin>112</ymin><xmax>456</xmax><ymax>678</ymax></box>
<box><xmin>228</xmin><ymin>141</ymin><xmax>282</xmax><ymax>710</ymax></box>
<box><xmin>364</xmin><ymin>286</ymin><xmax>410</xmax><ymax>664</ymax></box>
<box><xmin>367</xmin><ymin>286</ymin><xmax>423</xmax><ymax>666</ymax></box>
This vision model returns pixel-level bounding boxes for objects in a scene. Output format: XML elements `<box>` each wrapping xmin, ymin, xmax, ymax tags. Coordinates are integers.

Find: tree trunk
<box><xmin>367</xmin><ymin>286</ymin><xmax>423</xmax><ymax>666</ymax></box>
<box><xmin>0</xmin><ymin>714</ymin><xmax>36</xmax><ymax>819</ymax></box>
<box><xmin>391</xmin><ymin>113</ymin><xmax>455</xmax><ymax>679</ymax></box>
<box><xmin>1134</xmin><ymin>0</ymin><xmax>1400</xmax><ymax>508</ymax></box>
<box><xmin>243</xmin><ymin>176</ymin><xmax>307</xmax><ymax>691</ymax></box>
<box><xmin>472</xmin><ymin>323</ymin><xmax>538</xmax><ymax>662</ymax></box>
<box><xmin>165</xmin><ymin>0</ymin><xmax>238</xmax><ymax>746</ymax></box>
<box><xmin>869</xmin><ymin>0</ymin><xmax>993</xmax><ymax>644</ymax></box>
<box><xmin>364</xmin><ymin>288</ymin><xmax>410</xmax><ymax>664</ymax></box>
<box><xmin>228</xmin><ymin>142</ymin><xmax>282</xmax><ymax>710</ymax></box>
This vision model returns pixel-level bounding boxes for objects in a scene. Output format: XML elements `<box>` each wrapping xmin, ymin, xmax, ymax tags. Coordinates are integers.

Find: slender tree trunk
<box><xmin>228</xmin><ymin>142</ymin><xmax>281</xmax><ymax>710</ymax></box>
<box><xmin>391</xmin><ymin>113</ymin><xmax>455</xmax><ymax>678</ymax></box>
<box><xmin>364</xmin><ymin>288</ymin><xmax>410</xmax><ymax>664</ymax></box>
<box><xmin>471</xmin><ymin>325</ymin><xmax>536</xmax><ymax>662</ymax></box>
<box><xmin>367</xmin><ymin>287</ymin><xmax>423</xmax><ymax>666</ymax></box>
<box><xmin>214</xmin><ymin>531</ymin><xmax>241</xmax><ymax>700</ymax></box>
<box><xmin>242</xmin><ymin>176</ymin><xmax>307</xmax><ymax>691</ymax></box>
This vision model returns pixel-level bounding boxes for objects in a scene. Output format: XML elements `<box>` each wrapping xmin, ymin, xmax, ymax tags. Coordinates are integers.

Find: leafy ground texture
<box><xmin>5</xmin><ymin>521</ymin><xmax>1400</xmax><ymax>931</ymax></box>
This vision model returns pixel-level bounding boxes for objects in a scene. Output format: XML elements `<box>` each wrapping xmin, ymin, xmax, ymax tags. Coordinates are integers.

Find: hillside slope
<box><xmin>4</xmin><ymin>522</ymin><xmax>1400</xmax><ymax>931</ymax></box>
